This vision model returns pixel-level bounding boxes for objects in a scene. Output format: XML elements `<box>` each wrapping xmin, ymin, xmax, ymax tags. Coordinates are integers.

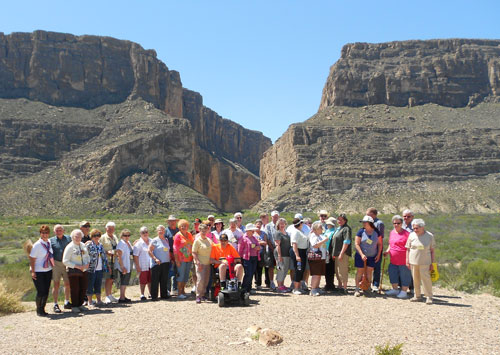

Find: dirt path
<box><xmin>1</xmin><ymin>279</ymin><xmax>499</xmax><ymax>354</ymax></box>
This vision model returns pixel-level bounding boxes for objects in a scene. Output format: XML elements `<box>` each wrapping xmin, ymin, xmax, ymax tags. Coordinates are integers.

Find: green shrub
<box><xmin>375</xmin><ymin>342</ymin><xmax>403</xmax><ymax>355</ymax></box>
<box><xmin>464</xmin><ymin>259</ymin><xmax>500</xmax><ymax>296</ymax></box>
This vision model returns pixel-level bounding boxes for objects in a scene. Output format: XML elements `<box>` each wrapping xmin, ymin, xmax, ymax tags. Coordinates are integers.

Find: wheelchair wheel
<box><xmin>217</xmin><ymin>292</ymin><xmax>225</xmax><ymax>307</ymax></box>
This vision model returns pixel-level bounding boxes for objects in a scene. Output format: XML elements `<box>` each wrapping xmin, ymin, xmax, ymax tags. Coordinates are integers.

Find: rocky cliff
<box><xmin>259</xmin><ymin>39</ymin><xmax>500</xmax><ymax>214</ymax></box>
<box><xmin>0</xmin><ymin>31</ymin><xmax>271</xmax><ymax>215</ymax></box>
<box><xmin>320</xmin><ymin>39</ymin><xmax>500</xmax><ymax>109</ymax></box>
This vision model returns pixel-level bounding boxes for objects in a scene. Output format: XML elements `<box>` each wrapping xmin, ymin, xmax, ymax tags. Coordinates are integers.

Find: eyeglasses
<box><xmin>236</xmin><ymin>217</ymin><xmax>242</xmax><ymax>219</ymax></box>
<box><xmin>92</xmin><ymin>234</ymin><xmax>101</xmax><ymax>237</ymax></box>
<box><xmin>393</xmin><ymin>222</ymin><xmax>401</xmax><ymax>225</ymax></box>
<box><xmin>141</xmin><ymin>232</ymin><xmax>149</xmax><ymax>234</ymax></box>
<box><xmin>320</xmin><ymin>215</ymin><xmax>327</xmax><ymax>218</ymax></box>
<box><xmin>122</xmin><ymin>234</ymin><xmax>131</xmax><ymax>237</ymax></box>
<box><xmin>403</xmin><ymin>216</ymin><xmax>411</xmax><ymax>219</ymax></box>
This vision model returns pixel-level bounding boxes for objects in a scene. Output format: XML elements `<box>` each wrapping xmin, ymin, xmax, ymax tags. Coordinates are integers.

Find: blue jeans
<box><xmin>242</xmin><ymin>256</ymin><xmax>258</xmax><ymax>293</ymax></box>
<box><xmin>167</xmin><ymin>263</ymin><xmax>178</xmax><ymax>291</ymax></box>
<box><xmin>86</xmin><ymin>270</ymin><xmax>103</xmax><ymax>295</ymax></box>
<box><xmin>388</xmin><ymin>263</ymin><xmax>412</xmax><ymax>287</ymax></box>
<box><xmin>372</xmin><ymin>255</ymin><xmax>383</xmax><ymax>287</ymax></box>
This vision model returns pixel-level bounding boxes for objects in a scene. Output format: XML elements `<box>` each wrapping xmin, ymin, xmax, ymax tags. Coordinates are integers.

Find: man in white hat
<box><xmin>315</xmin><ymin>210</ymin><xmax>330</xmax><ymax>229</ymax></box>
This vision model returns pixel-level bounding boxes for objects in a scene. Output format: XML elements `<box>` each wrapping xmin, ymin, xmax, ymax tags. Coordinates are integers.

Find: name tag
<box><xmin>163</xmin><ymin>247</ymin><xmax>168</xmax><ymax>252</ymax></box>
<box><xmin>366</xmin><ymin>239</ymin><xmax>373</xmax><ymax>245</ymax></box>
<box><xmin>251</xmin><ymin>244</ymin><xmax>256</xmax><ymax>248</ymax></box>
<box><xmin>417</xmin><ymin>245</ymin><xmax>425</xmax><ymax>250</ymax></box>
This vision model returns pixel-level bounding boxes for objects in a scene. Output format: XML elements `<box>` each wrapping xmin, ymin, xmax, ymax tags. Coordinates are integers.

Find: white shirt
<box><xmin>133</xmin><ymin>238</ymin><xmax>151</xmax><ymax>270</ymax></box>
<box><xmin>29</xmin><ymin>239</ymin><xmax>53</xmax><ymax>272</ymax></box>
<box><xmin>224</xmin><ymin>228</ymin><xmax>243</xmax><ymax>249</ymax></box>
<box><xmin>290</xmin><ymin>228</ymin><xmax>309</xmax><ymax>249</ymax></box>
<box><xmin>115</xmin><ymin>240</ymin><xmax>131</xmax><ymax>273</ymax></box>
<box><xmin>309</xmin><ymin>233</ymin><xmax>327</xmax><ymax>259</ymax></box>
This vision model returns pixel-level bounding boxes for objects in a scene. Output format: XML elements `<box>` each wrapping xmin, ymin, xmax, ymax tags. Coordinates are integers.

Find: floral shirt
<box><xmin>86</xmin><ymin>241</ymin><xmax>108</xmax><ymax>273</ymax></box>
<box><xmin>173</xmin><ymin>232</ymin><xmax>194</xmax><ymax>263</ymax></box>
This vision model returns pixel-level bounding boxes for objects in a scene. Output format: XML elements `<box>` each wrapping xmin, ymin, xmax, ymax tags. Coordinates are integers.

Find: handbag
<box><xmin>307</xmin><ymin>248</ymin><xmax>323</xmax><ymax>261</ymax></box>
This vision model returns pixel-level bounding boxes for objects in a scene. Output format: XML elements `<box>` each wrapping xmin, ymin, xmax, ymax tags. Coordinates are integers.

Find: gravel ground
<box><xmin>1</xmin><ymin>277</ymin><xmax>499</xmax><ymax>355</ymax></box>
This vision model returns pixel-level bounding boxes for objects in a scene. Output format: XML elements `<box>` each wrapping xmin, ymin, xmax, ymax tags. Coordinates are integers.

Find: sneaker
<box><xmin>250</xmin><ymin>289</ymin><xmax>257</xmax><ymax>295</ymax></box>
<box><xmin>201</xmin><ymin>296</ymin><xmax>207</xmax><ymax>302</ymax></box>
<box><xmin>140</xmin><ymin>296</ymin><xmax>147</xmax><ymax>301</ymax></box>
<box><xmin>301</xmin><ymin>281</ymin><xmax>308</xmax><ymax>291</ymax></box>
<box><xmin>278</xmin><ymin>286</ymin><xmax>288</xmax><ymax>293</ymax></box>
<box><xmin>72</xmin><ymin>307</ymin><xmax>80</xmax><ymax>313</ymax></box>
<box><xmin>103</xmin><ymin>296</ymin><xmax>113</xmax><ymax>304</ymax></box>
<box><xmin>63</xmin><ymin>302</ymin><xmax>72</xmax><ymax>310</ymax></box>
<box><xmin>167</xmin><ymin>290</ymin><xmax>171</xmax><ymax>297</ymax></box>
<box><xmin>354</xmin><ymin>291</ymin><xmax>361</xmax><ymax>297</ymax></box>
<box><xmin>118</xmin><ymin>298</ymin><xmax>130</xmax><ymax>303</ymax></box>
<box><xmin>256</xmin><ymin>285</ymin><xmax>262</xmax><ymax>291</ymax></box>
<box><xmin>82</xmin><ymin>300</ymin><xmax>88</xmax><ymax>306</ymax></box>
<box><xmin>87</xmin><ymin>300</ymin><xmax>95</xmax><ymax>306</ymax></box>
<box><xmin>270</xmin><ymin>281</ymin><xmax>277</xmax><ymax>291</ymax></box>
<box><xmin>385</xmin><ymin>289</ymin><xmax>400</xmax><ymax>296</ymax></box>
<box><xmin>311</xmin><ymin>289</ymin><xmax>321</xmax><ymax>296</ymax></box>
<box><xmin>190</xmin><ymin>287</ymin><xmax>195</xmax><ymax>295</ymax></box>
<box><xmin>292</xmin><ymin>289</ymin><xmax>302</xmax><ymax>295</ymax></box>
<box><xmin>108</xmin><ymin>295</ymin><xmax>118</xmax><ymax>302</ymax></box>
<box><xmin>410</xmin><ymin>296</ymin><xmax>422</xmax><ymax>302</ymax></box>
<box><xmin>341</xmin><ymin>288</ymin><xmax>348</xmax><ymax>295</ymax></box>
<box><xmin>95</xmin><ymin>301</ymin><xmax>104</xmax><ymax>306</ymax></box>
<box><xmin>177</xmin><ymin>294</ymin><xmax>187</xmax><ymax>300</ymax></box>
<box><xmin>79</xmin><ymin>305</ymin><xmax>88</xmax><ymax>311</ymax></box>
<box><xmin>397</xmin><ymin>291</ymin><xmax>408</xmax><ymax>299</ymax></box>
<box><xmin>196</xmin><ymin>297</ymin><xmax>201</xmax><ymax>304</ymax></box>
<box><xmin>426</xmin><ymin>297</ymin><xmax>433</xmax><ymax>305</ymax></box>
<box><xmin>372</xmin><ymin>285</ymin><xmax>379</xmax><ymax>292</ymax></box>
<box><xmin>172</xmin><ymin>290</ymin><xmax>179</xmax><ymax>296</ymax></box>
<box><xmin>53</xmin><ymin>304</ymin><xmax>62</xmax><ymax>313</ymax></box>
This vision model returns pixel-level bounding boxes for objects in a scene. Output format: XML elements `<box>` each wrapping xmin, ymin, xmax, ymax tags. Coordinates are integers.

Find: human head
<box><xmin>90</xmin><ymin>228</ymin><xmax>102</xmax><ymax>242</ymax></box>
<box><xmin>199</xmin><ymin>223</ymin><xmax>209</xmax><ymax>235</ymax></box>
<box><xmin>39</xmin><ymin>225</ymin><xmax>50</xmax><ymax>240</ymax></box>
<box><xmin>105</xmin><ymin>221</ymin><xmax>116</xmax><ymax>235</ymax></box>
<box><xmin>360</xmin><ymin>215</ymin><xmax>376</xmax><ymax>229</ymax></box>
<box><xmin>318</xmin><ymin>209</ymin><xmax>329</xmax><ymax>221</ymax></box>
<box><xmin>337</xmin><ymin>213</ymin><xmax>348</xmax><ymax>226</ymax></box>
<box><xmin>167</xmin><ymin>215</ymin><xmax>178</xmax><ymax>229</ymax></box>
<box><xmin>259</xmin><ymin>212</ymin><xmax>269</xmax><ymax>226</ymax></box>
<box><xmin>214</xmin><ymin>218</ymin><xmax>224</xmax><ymax>230</ymax></box>
<box><xmin>219</xmin><ymin>233</ymin><xmax>229</xmax><ymax>246</ymax></box>
<box><xmin>207</xmin><ymin>215</ymin><xmax>215</xmax><ymax>226</ymax></box>
<box><xmin>70</xmin><ymin>229</ymin><xmax>83</xmax><ymax>243</ymax></box>
<box><xmin>178</xmin><ymin>219</ymin><xmax>189</xmax><ymax>233</ymax></box>
<box><xmin>366</xmin><ymin>208</ymin><xmax>378</xmax><ymax>219</ymax></box>
<box><xmin>229</xmin><ymin>218</ymin><xmax>237</xmax><ymax>228</ymax></box>
<box><xmin>255</xmin><ymin>219</ymin><xmax>263</xmax><ymax>229</ymax></box>
<box><xmin>156</xmin><ymin>225</ymin><xmax>166</xmax><ymax>237</ymax></box>
<box><xmin>54</xmin><ymin>224</ymin><xmax>65</xmax><ymax>237</ymax></box>
<box><xmin>292</xmin><ymin>217</ymin><xmax>303</xmax><ymax>229</ymax></box>
<box><xmin>271</xmin><ymin>210</ymin><xmax>280</xmax><ymax>223</ymax></box>
<box><xmin>403</xmin><ymin>209</ymin><xmax>414</xmax><ymax>225</ymax></box>
<box><xmin>311</xmin><ymin>221</ymin><xmax>324</xmax><ymax>234</ymax></box>
<box><xmin>80</xmin><ymin>220</ymin><xmax>91</xmax><ymax>235</ymax></box>
<box><xmin>120</xmin><ymin>229</ymin><xmax>131</xmax><ymax>239</ymax></box>
<box><xmin>303</xmin><ymin>217</ymin><xmax>312</xmax><ymax>227</ymax></box>
<box><xmin>392</xmin><ymin>215</ymin><xmax>403</xmax><ymax>232</ymax></box>
<box><xmin>139</xmin><ymin>226</ymin><xmax>149</xmax><ymax>239</ymax></box>
<box><xmin>326</xmin><ymin>217</ymin><xmax>337</xmax><ymax>228</ymax></box>
<box><xmin>245</xmin><ymin>223</ymin><xmax>258</xmax><ymax>235</ymax></box>
<box><xmin>234</xmin><ymin>212</ymin><xmax>243</xmax><ymax>225</ymax></box>
<box><xmin>411</xmin><ymin>218</ymin><xmax>426</xmax><ymax>235</ymax></box>
<box><xmin>277</xmin><ymin>217</ymin><xmax>287</xmax><ymax>231</ymax></box>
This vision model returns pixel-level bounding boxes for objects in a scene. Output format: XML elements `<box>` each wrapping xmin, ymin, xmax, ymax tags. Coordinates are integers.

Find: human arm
<box><xmin>375</xmin><ymin>236</ymin><xmax>383</xmax><ymax>263</ymax></box>
<box><xmin>338</xmin><ymin>243</ymin><xmax>349</xmax><ymax>261</ymax></box>
<box><xmin>134</xmin><ymin>255</ymin><xmax>141</xmax><ymax>273</ymax></box>
<box><xmin>292</xmin><ymin>242</ymin><xmax>300</xmax><ymax>262</ymax></box>
<box><xmin>148</xmin><ymin>242</ymin><xmax>161</xmax><ymax>266</ymax></box>
<box><xmin>406</xmin><ymin>248</ymin><xmax>411</xmax><ymax>270</ymax></box>
<box><xmin>275</xmin><ymin>239</ymin><xmax>283</xmax><ymax>262</ymax></box>
<box><xmin>429</xmin><ymin>247</ymin><xmax>435</xmax><ymax>271</ymax></box>
<box><xmin>354</xmin><ymin>236</ymin><xmax>365</xmax><ymax>260</ymax></box>
<box><xmin>29</xmin><ymin>256</ymin><xmax>37</xmax><ymax>280</ymax></box>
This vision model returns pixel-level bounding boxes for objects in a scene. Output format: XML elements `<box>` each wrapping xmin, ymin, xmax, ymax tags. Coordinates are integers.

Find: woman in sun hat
<box><xmin>212</xmin><ymin>218</ymin><xmax>225</xmax><ymax>241</ymax></box>
<box><xmin>354</xmin><ymin>215</ymin><xmax>382</xmax><ymax>297</ymax></box>
<box><xmin>238</xmin><ymin>223</ymin><xmax>261</xmax><ymax>293</ymax></box>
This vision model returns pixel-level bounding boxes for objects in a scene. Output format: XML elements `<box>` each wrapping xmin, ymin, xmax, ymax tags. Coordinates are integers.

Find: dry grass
<box><xmin>0</xmin><ymin>282</ymin><xmax>24</xmax><ymax>316</ymax></box>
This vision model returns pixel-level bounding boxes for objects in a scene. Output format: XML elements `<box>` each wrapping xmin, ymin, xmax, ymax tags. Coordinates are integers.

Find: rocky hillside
<box><xmin>0</xmin><ymin>31</ymin><xmax>271</xmax><ymax>215</ymax></box>
<box><xmin>258</xmin><ymin>39</ymin><xmax>500</xmax><ymax>214</ymax></box>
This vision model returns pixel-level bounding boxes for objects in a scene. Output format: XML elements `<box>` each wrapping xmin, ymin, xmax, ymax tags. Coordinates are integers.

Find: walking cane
<box><xmin>379</xmin><ymin>255</ymin><xmax>386</xmax><ymax>294</ymax></box>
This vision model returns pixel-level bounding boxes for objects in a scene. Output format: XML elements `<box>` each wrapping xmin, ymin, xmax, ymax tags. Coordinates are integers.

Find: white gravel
<box><xmin>1</xmin><ymin>278</ymin><xmax>499</xmax><ymax>355</ymax></box>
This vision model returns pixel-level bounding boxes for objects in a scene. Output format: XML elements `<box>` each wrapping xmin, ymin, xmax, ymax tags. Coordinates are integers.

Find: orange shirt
<box><xmin>210</xmin><ymin>243</ymin><xmax>240</xmax><ymax>268</ymax></box>
<box><xmin>173</xmin><ymin>232</ymin><xmax>194</xmax><ymax>263</ymax></box>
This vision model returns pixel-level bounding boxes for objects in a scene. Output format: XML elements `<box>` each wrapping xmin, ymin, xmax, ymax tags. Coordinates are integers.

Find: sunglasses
<box><xmin>236</xmin><ymin>217</ymin><xmax>242</xmax><ymax>219</ymax></box>
<box><xmin>122</xmin><ymin>234</ymin><xmax>131</xmax><ymax>237</ymax></box>
<box><xmin>393</xmin><ymin>222</ymin><xmax>402</xmax><ymax>225</ymax></box>
<box><xmin>92</xmin><ymin>234</ymin><xmax>101</xmax><ymax>237</ymax></box>
<box><xmin>320</xmin><ymin>215</ymin><xmax>327</xmax><ymax>218</ymax></box>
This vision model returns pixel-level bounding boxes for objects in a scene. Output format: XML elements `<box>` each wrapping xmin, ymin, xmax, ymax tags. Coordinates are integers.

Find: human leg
<box><xmin>411</xmin><ymin>265</ymin><xmax>422</xmax><ymax>298</ymax></box>
<box><xmin>159</xmin><ymin>263</ymin><xmax>170</xmax><ymax>298</ymax></box>
<box><xmin>419</xmin><ymin>264</ymin><xmax>433</xmax><ymax>299</ymax></box>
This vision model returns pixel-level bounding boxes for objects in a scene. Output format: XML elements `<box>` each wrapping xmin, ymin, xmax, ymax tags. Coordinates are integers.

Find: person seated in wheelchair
<box><xmin>210</xmin><ymin>233</ymin><xmax>244</xmax><ymax>290</ymax></box>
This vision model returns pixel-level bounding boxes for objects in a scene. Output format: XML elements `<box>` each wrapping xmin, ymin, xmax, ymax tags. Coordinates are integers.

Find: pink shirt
<box><xmin>389</xmin><ymin>229</ymin><xmax>410</xmax><ymax>265</ymax></box>
<box><xmin>238</xmin><ymin>234</ymin><xmax>260</xmax><ymax>260</ymax></box>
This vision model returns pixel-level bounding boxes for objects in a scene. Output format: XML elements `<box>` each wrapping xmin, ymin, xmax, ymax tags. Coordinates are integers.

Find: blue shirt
<box><xmin>356</xmin><ymin>228</ymin><xmax>380</xmax><ymax>257</ymax></box>
<box><xmin>164</xmin><ymin>227</ymin><xmax>179</xmax><ymax>252</ymax></box>
<box><xmin>150</xmin><ymin>237</ymin><xmax>171</xmax><ymax>267</ymax></box>
<box><xmin>374</xmin><ymin>218</ymin><xmax>385</xmax><ymax>238</ymax></box>
<box><xmin>49</xmin><ymin>235</ymin><xmax>71</xmax><ymax>262</ymax></box>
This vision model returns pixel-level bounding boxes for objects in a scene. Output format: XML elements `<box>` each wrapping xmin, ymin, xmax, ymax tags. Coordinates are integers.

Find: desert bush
<box><xmin>0</xmin><ymin>282</ymin><xmax>25</xmax><ymax>315</ymax></box>
<box><xmin>375</xmin><ymin>342</ymin><xmax>403</xmax><ymax>355</ymax></box>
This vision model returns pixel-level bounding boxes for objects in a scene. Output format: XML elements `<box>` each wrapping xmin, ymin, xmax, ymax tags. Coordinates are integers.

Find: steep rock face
<box><xmin>320</xmin><ymin>39</ymin><xmax>500</xmax><ymax>109</ymax></box>
<box><xmin>0</xmin><ymin>31</ymin><xmax>271</xmax><ymax>214</ymax></box>
<box><xmin>182</xmin><ymin>89</ymin><xmax>271</xmax><ymax>176</ymax></box>
<box><xmin>258</xmin><ymin>103</ymin><xmax>500</xmax><ymax>214</ymax></box>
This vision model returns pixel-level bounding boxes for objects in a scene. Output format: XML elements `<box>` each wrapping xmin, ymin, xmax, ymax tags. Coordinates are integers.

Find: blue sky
<box><xmin>1</xmin><ymin>1</ymin><xmax>499</xmax><ymax>141</ymax></box>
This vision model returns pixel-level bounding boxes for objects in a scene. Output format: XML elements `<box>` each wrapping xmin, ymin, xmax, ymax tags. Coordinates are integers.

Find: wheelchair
<box><xmin>209</xmin><ymin>256</ymin><xmax>250</xmax><ymax>307</ymax></box>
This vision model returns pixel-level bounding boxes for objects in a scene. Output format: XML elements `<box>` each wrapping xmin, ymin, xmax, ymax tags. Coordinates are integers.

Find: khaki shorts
<box><xmin>52</xmin><ymin>260</ymin><xmax>69</xmax><ymax>283</ymax></box>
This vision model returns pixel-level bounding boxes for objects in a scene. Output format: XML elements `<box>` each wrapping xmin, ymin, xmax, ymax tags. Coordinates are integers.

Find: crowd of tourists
<box><xmin>28</xmin><ymin>208</ymin><xmax>436</xmax><ymax>316</ymax></box>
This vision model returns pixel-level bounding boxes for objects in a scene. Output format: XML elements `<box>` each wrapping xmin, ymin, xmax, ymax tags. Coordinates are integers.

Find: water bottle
<box><xmin>297</xmin><ymin>261</ymin><xmax>302</xmax><ymax>271</ymax></box>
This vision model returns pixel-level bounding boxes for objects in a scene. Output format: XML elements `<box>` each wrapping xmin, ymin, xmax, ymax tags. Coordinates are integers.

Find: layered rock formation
<box><xmin>0</xmin><ymin>31</ymin><xmax>271</xmax><ymax>215</ymax></box>
<box><xmin>259</xmin><ymin>40</ymin><xmax>500</xmax><ymax>214</ymax></box>
<box><xmin>320</xmin><ymin>39</ymin><xmax>500</xmax><ymax>109</ymax></box>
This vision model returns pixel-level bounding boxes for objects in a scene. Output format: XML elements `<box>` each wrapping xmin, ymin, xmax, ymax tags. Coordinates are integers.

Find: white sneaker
<box><xmin>108</xmin><ymin>295</ymin><xmax>118</xmax><ymax>302</ymax></box>
<box><xmin>426</xmin><ymin>297</ymin><xmax>433</xmax><ymax>305</ymax></box>
<box><xmin>292</xmin><ymin>289</ymin><xmax>302</xmax><ymax>295</ymax></box>
<box><xmin>270</xmin><ymin>281</ymin><xmax>277</xmax><ymax>291</ymax></box>
<box><xmin>103</xmin><ymin>296</ymin><xmax>113</xmax><ymax>304</ymax></box>
<box><xmin>79</xmin><ymin>305</ymin><xmax>88</xmax><ymax>311</ymax></box>
<box><xmin>177</xmin><ymin>294</ymin><xmax>187</xmax><ymax>300</ymax></box>
<box><xmin>385</xmin><ymin>289</ymin><xmax>399</xmax><ymax>296</ymax></box>
<box><xmin>311</xmin><ymin>289</ymin><xmax>321</xmax><ymax>296</ymax></box>
<box><xmin>397</xmin><ymin>290</ymin><xmax>408</xmax><ymax>299</ymax></box>
<box><xmin>354</xmin><ymin>291</ymin><xmax>361</xmax><ymax>297</ymax></box>
<box><xmin>372</xmin><ymin>285</ymin><xmax>379</xmax><ymax>292</ymax></box>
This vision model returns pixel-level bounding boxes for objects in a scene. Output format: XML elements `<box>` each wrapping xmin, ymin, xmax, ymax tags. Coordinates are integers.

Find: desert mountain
<box><xmin>257</xmin><ymin>39</ymin><xmax>500</xmax><ymax>214</ymax></box>
<box><xmin>0</xmin><ymin>30</ymin><xmax>271</xmax><ymax>215</ymax></box>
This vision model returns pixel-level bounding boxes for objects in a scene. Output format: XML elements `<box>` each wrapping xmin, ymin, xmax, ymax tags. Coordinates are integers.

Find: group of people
<box><xmin>28</xmin><ymin>208</ymin><xmax>436</xmax><ymax>316</ymax></box>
